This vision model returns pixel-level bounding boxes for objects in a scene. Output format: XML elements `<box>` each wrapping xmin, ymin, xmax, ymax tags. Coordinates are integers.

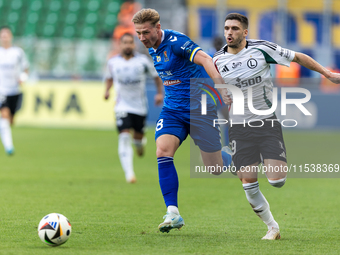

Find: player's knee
<box><xmin>156</xmin><ymin>142</ymin><xmax>176</xmax><ymax>157</ymax></box>
<box><xmin>0</xmin><ymin>108</ymin><xmax>11</xmax><ymax>119</ymax></box>
<box><xmin>268</xmin><ymin>177</ymin><xmax>286</xmax><ymax>188</ymax></box>
<box><xmin>156</xmin><ymin>146</ymin><xmax>171</xmax><ymax>158</ymax></box>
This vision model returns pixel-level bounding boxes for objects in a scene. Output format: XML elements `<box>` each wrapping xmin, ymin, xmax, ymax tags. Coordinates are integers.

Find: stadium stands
<box><xmin>0</xmin><ymin>0</ymin><xmax>122</xmax><ymax>39</ymax></box>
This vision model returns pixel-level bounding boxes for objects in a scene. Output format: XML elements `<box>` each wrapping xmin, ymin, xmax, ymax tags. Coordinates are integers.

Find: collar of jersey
<box><xmin>152</xmin><ymin>30</ymin><xmax>165</xmax><ymax>52</ymax></box>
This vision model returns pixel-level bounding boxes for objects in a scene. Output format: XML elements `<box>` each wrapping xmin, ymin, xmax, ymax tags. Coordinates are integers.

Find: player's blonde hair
<box><xmin>131</xmin><ymin>8</ymin><xmax>160</xmax><ymax>26</ymax></box>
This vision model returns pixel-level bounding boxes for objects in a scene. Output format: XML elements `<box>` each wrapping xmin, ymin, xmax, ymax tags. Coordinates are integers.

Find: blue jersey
<box><xmin>149</xmin><ymin>30</ymin><xmax>215</xmax><ymax>111</ymax></box>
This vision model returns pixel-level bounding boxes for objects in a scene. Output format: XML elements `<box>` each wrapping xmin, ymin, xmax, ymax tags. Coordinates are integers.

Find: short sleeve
<box><xmin>170</xmin><ymin>34</ymin><xmax>202</xmax><ymax>62</ymax></box>
<box><xmin>254</xmin><ymin>41</ymin><xmax>295</xmax><ymax>67</ymax></box>
<box><xmin>20</xmin><ymin>49</ymin><xmax>29</xmax><ymax>70</ymax></box>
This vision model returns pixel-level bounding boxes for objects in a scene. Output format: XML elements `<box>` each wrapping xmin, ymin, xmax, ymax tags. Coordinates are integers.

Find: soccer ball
<box><xmin>38</xmin><ymin>213</ymin><xmax>72</xmax><ymax>246</ymax></box>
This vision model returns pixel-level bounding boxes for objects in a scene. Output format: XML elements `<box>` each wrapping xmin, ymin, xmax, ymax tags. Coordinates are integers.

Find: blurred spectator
<box><xmin>207</xmin><ymin>36</ymin><xmax>224</xmax><ymax>57</ymax></box>
<box><xmin>108</xmin><ymin>0</ymin><xmax>142</xmax><ymax>59</ymax></box>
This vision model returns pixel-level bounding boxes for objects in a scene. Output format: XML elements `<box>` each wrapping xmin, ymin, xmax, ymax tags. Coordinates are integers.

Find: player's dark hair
<box><xmin>0</xmin><ymin>25</ymin><xmax>13</xmax><ymax>32</ymax></box>
<box><xmin>225</xmin><ymin>13</ymin><xmax>248</xmax><ymax>29</ymax></box>
<box><xmin>120</xmin><ymin>33</ymin><xmax>134</xmax><ymax>41</ymax></box>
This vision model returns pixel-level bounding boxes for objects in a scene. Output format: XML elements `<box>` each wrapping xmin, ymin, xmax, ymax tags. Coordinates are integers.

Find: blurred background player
<box><xmin>105</xmin><ymin>33</ymin><xmax>163</xmax><ymax>183</ymax></box>
<box><xmin>132</xmin><ymin>8</ymin><xmax>232</xmax><ymax>233</ymax></box>
<box><xmin>0</xmin><ymin>26</ymin><xmax>29</xmax><ymax>155</ymax></box>
<box><xmin>214</xmin><ymin>13</ymin><xmax>340</xmax><ymax>240</ymax></box>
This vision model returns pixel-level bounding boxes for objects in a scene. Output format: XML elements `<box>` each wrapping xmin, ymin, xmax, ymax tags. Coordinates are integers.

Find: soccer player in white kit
<box><xmin>213</xmin><ymin>13</ymin><xmax>340</xmax><ymax>240</ymax></box>
<box><xmin>105</xmin><ymin>33</ymin><xmax>163</xmax><ymax>183</ymax></box>
<box><xmin>0</xmin><ymin>26</ymin><xmax>29</xmax><ymax>155</ymax></box>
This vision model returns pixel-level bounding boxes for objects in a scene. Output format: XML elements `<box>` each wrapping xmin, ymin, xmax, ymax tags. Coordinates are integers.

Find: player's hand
<box><xmin>104</xmin><ymin>90</ymin><xmax>110</xmax><ymax>100</ymax></box>
<box><xmin>218</xmin><ymin>88</ymin><xmax>233</xmax><ymax>105</ymax></box>
<box><xmin>154</xmin><ymin>93</ymin><xmax>163</xmax><ymax>106</ymax></box>
<box><xmin>327</xmin><ymin>71</ymin><xmax>340</xmax><ymax>84</ymax></box>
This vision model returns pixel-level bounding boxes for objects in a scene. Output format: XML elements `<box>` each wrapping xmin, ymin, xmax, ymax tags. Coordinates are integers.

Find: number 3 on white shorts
<box><xmin>156</xmin><ymin>119</ymin><xmax>164</xmax><ymax>131</ymax></box>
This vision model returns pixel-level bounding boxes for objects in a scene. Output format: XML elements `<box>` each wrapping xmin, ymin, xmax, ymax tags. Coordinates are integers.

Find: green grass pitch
<box><xmin>0</xmin><ymin>127</ymin><xmax>339</xmax><ymax>254</ymax></box>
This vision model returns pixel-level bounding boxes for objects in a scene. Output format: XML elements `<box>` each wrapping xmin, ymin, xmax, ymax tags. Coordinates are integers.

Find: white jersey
<box><xmin>106</xmin><ymin>53</ymin><xmax>158</xmax><ymax>116</ymax></box>
<box><xmin>213</xmin><ymin>39</ymin><xmax>295</xmax><ymax>123</ymax></box>
<box><xmin>0</xmin><ymin>46</ymin><xmax>29</xmax><ymax>96</ymax></box>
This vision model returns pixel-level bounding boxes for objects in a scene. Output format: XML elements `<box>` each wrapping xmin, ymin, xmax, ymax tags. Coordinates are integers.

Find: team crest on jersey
<box><xmin>156</xmin><ymin>56</ymin><xmax>161</xmax><ymax>62</ymax></box>
<box><xmin>247</xmin><ymin>58</ymin><xmax>258</xmax><ymax>69</ymax></box>
<box><xmin>164</xmin><ymin>51</ymin><xmax>169</xmax><ymax>62</ymax></box>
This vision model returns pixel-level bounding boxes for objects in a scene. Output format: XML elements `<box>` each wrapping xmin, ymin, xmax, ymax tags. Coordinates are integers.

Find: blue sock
<box><xmin>157</xmin><ymin>157</ymin><xmax>178</xmax><ymax>207</ymax></box>
<box><xmin>221</xmin><ymin>150</ymin><xmax>232</xmax><ymax>167</ymax></box>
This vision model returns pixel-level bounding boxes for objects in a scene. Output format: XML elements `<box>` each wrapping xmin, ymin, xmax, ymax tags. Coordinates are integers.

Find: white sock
<box><xmin>118</xmin><ymin>133</ymin><xmax>134</xmax><ymax>180</ymax></box>
<box><xmin>167</xmin><ymin>205</ymin><xmax>179</xmax><ymax>215</ymax></box>
<box><xmin>243</xmin><ymin>182</ymin><xmax>279</xmax><ymax>230</ymax></box>
<box><xmin>0</xmin><ymin>118</ymin><xmax>13</xmax><ymax>151</ymax></box>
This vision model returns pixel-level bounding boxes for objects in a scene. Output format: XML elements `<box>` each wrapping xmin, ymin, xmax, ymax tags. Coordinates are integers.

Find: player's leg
<box><xmin>9</xmin><ymin>93</ymin><xmax>23</xmax><ymax>125</ymax></box>
<box><xmin>191</xmin><ymin>110</ymin><xmax>232</xmax><ymax>175</ymax></box>
<box><xmin>257</xmin><ymin>118</ymin><xmax>287</xmax><ymax>240</ymax></box>
<box><xmin>264</xmin><ymin>159</ymin><xmax>287</xmax><ymax>187</ymax></box>
<box><xmin>200</xmin><ymin>150</ymin><xmax>232</xmax><ymax>175</ymax></box>
<box><xmin>230</xmin><ymin>123</ymin><xmax>280</xmax><ymax>240</ymax></box>
<box><xmin>116</xmin><ymin>112</ymin><xmax>135</xmax><ymax>183</ymax></box>
<box><xmin>238</xmin><ymin>165</ymin><xmax>280</xmax><ymax>240</ymax></box>
<box><xmin>156</xmin><ymin>134</ymin><xmax>185</xmax><ymax>232</ymax></box>
<box><xmin>0</xmin><ymin>106</ymin><xmax>14</xmax><ymax>155</ymax></box>
<box><xmin>131</xmin><ymin>114</ymin><xmax>146</xmax><ymax>157</ymax></box>
<box><xmin>259</xmin><ymin>116</ymin><xmax>287</xmax><ymax>188</ymax></box>
<box><xmin>132</xmin><ymin>131</ymin><xmax>144</xmax><ymax>156</ymax></box>
<box><xmin>155</xmin><ymin>111</ymin><xmax>188</xmax><ymax>233</ymax></box>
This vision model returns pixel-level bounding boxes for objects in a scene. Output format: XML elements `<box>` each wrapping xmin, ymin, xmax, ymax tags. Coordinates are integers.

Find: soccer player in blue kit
<box><xmin>132</xmin><ymin>8</ymin><xmax>232</xmax><ymax>233</ymax></box>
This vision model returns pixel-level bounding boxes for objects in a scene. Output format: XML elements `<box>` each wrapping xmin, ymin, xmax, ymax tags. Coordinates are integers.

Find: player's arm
<box><xmin>193</xmin><ymin>50</ymin><xmax>232</xmax><ymax>105</ymax></box>
<box><xmin>153</xmin><ymin>76</ymin><xmax>163</xmax><ymax>106</ymax></box>
<box><xmin>104</xmin><ymin>60</ymin><xmax>114</xmax><ymax>100</ymax></box>
<box><xmin>104</xmin><ymin>78</ymin><xmax>113</xmax><ymax>100</ymax></box>
<box><xmin>19</xmin><ymin>68</ymin><xmax>29</xmax><ymax>85</ymax></box>
<box><xmin>292</xmin><ymin>52</ymin><xmax>340</xmax><ymax>84</ymax></box>
<box><xmin>19</xmin><ymin>49</ymin><xmax>30</xmax><ymax>85</ymax></box>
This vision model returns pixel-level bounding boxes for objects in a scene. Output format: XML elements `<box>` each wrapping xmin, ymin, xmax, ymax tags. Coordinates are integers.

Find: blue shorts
<box><xmin>155</xmin><ymin>107</ymin><xmax>221</xmax><ymax>153</ymax></box>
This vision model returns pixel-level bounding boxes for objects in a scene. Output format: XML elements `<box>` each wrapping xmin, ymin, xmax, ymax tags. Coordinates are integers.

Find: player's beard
<box><xmin>228</xmin><ymin>36</ymin><xmax>244</xmax><ymax>49</ymax></box>
<box><xmin>123</xmin><ymin>49</ymin><xmax>133</xmax><ymax>56</ymax></box>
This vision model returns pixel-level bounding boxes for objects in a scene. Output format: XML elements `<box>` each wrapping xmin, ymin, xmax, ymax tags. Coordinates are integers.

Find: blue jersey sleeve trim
<box><xmin>190</xmin><ymin>47</ymin><xmax>202</xmax><ymax>62</ymax></box>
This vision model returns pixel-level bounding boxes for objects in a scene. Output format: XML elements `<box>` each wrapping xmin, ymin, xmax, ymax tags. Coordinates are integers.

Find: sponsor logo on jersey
<box><xmin>156</xmin><ymin>56</ymin><xmax>161</xmax><ymax>62</ymax></box>
<box><xmin>247</xmin><ymin>58</ymin><xmax>258</xmax><ymax>69</ymax></box>
<box><xmin>163</xmin><ymin>80</ymin><xmax>181</xmax><ymax>86</ymax></box>
<box><xmin>279</xmin><ymin>48</ymin><xmax>291</xmax><ymax>59</ymax></box>
<box><xmin>181</xmin><ymin>41</ymin><xmax>191</xmax><ymax>50</ymax></box>
<box><xmin>234</xmin><ymin>76</ymin><xmax>262</xmax><ymax>88</ymax></box>
<box><xmin>118</xmin><ymin>79</ymin><xmax>142</xmax><ymax>85</ymax></box>
<box><xmin>232</xmin><ymin>62</ymin><xmax>242</xmax><ymax>69</ymax></box>
<box><xmin>0</xmin><ymin>64</ymin><xmax>15</xmax><ymax>69</ymax></box>
<box><xmin>164</xmin><ymin>51</ymin><xmax>169</xmax><ymax>62</ymax></box>
<box><xmin>221</xmin><ymin>65</ymin><xmax>229</xmax><ymax>72</ymax></box>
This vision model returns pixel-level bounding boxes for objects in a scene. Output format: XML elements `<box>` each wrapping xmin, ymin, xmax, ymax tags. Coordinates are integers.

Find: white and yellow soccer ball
<box><xmin>38</xmin><ymin>213</ymin><xmax>72</xmax><ymax>246</ymax></box>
